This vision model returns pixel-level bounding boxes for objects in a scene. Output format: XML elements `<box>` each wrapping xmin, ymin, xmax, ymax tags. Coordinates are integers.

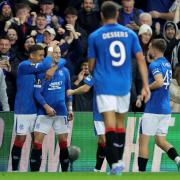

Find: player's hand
<box><xmin>136</xmin><ymin>95</ymin><xmax>142</xmax><ymax>108</ymax></box>
<box><xmin>68</xmin><ymin>111</ymin><xmax>74</xmax><ymax>121</ymax></box>
<box><xmin>45</xmin><ymin>67</ymin><xmax>56</xmax><ymax>80</ymax></box>
<box><xmin>44</xmin><ymin>104</ymin><xmax>56</xmax><ymax>117</ymax></box>
<box><xmin>67</xmin><ymin>89</ymin><xmax>74</xmax><ymax>96</ymax></box>
<box><xmin>78</xmin><ymin>70</ymin><xmax>85</xmax><ymax>82</ymax></box>
<box><xmin>141</xmin><ymin>86</ymin><xmax>151</xmax><ymax>103</ymax></box>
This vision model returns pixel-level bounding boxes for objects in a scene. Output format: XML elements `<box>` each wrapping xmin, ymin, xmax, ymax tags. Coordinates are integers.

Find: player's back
<box><xmin>15</xmin><ymin>60</ymin><xmax>37</xmax><ymax>114</ymax></box>
<box><xmin>88</xmin><ymin>23</ymin><xmax>142</xmax><ymax>96</ymax></box>
<box><xmin>145</xmin><ymin>57</ymin><xmax>172</xmax><ymax>114</ymax></box>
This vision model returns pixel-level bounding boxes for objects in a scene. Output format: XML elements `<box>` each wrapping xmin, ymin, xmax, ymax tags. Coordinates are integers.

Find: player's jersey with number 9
<box><xmin>88</xmin><ymin>23</ymin><xmax>142</xmax><ymax>96</ymax></box>
<box><xmin>145</xmin><ymin>57</ymin><xmax>172</xmax><ymax>114</ymax></box>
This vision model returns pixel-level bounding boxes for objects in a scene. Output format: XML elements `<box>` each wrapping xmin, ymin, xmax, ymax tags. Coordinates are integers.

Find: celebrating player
<box><xmin>137</xmin><ymin>39</ymin><xmax>180</xmax><ymax>172</ymax></box>
<box><xmin>88</xmin><ymin>1</ymin><xmax>150</xmax><ymax>175</ymax></box>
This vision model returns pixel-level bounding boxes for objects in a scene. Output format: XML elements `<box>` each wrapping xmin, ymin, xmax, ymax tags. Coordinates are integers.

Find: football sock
<box><xmin>59</xmin><ymin>141</ymin><xmax>69</xmax><ymax>172</ymax></box>
<box><xmin>95</xmin><ymin>143</ymin><xmax>106</xmax><ymax>170</ymax></box>
<box><xmin>30</xmin><ymin>142</ymin><xmax>42</xmax><ymax>172</ymax></box>
<box><xmin>138</xmin><ymin>157</ymin><xmax>148</xmax><ymax>171</ymax></box>
<box><xmin>11</xmin><ymin>140</ymin><xmax>24</xmax><ymax>171</ymax></box>
<box><xmin>167</xmin><ymin>147</ymin><xmax>179</xmax><ymax>161</ymax></box>
<box><xmin>116</xmin><ymin>128</ymin><xmax>125</xmax><ymax>160</ymax></box>
<box><xmin>105</xmin><ymin>129</ymin><xmax>119</xmax><ymax>168</ymax></box>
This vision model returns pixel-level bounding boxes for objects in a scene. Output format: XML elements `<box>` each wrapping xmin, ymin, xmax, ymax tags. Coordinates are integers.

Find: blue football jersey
<box><xmin>145</xmin><ymin>57</ymin><xmax>172</xmax><ymax>114</ymax></box>
<box><xmin>84</xmin><ymin>75</ymin><xmax>103</xmax><ymax>122</ymax></box>
<box><xmin>34</xmin><ymin>67</ymin><xmax>72</xmax><ymax>116</ymax></box>
<box><xmin>88</xmin><ymin>23</ymin><xmax>142</xmax><ymax>96</ymax></box>
<box><xmin>14</xmin><ymin>57</ymin><xmax>66</xmax><ymax>114</ymax></box>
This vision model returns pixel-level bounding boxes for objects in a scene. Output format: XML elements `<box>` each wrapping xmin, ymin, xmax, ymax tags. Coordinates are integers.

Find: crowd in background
<box><xmin>0</xmin><ymin>0</ymin><xmax>179</xmax><ymax>112</ymax></box>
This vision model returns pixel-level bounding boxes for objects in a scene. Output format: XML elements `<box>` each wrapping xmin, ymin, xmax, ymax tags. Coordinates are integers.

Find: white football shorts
<box><xmin>14</xmin><ymin>114</ymin><xmax>37</xmax><ymax>135</ymax></box>
<box><xmin>34</xmin><ymin>115</ymin><xmax>69</xmax><ymax>134</ymax></box>
<box><xmin>140</xmin><ymin>113</ymin><xmax>171</xmax><ymax>136</ymax></box>
<box><xmin>96</xmin><ymin>93</ymin><xmax>130</xmax><ymax>113</ymax></box>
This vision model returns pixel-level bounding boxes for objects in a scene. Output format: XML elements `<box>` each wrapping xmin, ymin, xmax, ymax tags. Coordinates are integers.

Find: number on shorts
<box><xmin>109</xmin><ymin>40</ymin><xmax>126</xmax><ymax>67</ymax></box>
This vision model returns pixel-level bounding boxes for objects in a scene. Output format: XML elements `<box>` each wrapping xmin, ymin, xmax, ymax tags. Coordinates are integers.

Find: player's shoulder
<box><xmin>61</xmin><ymin>66</ymin><xmax>70</xmax><ymax>75</ymax></box>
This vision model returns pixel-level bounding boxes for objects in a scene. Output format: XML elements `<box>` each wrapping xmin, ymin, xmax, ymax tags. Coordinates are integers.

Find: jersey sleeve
<box><xmin>34</xmin><ymin>74</ymin><xmax>47</xmax><ymax>107</ymax></box>
<box><xmin>64</xmin><ymin>68</ymin><xmax>73</xmax><ymax>102</ymax></box>
<box><xmin>18</xmin><ymin>56</ymin><xmax>52</xmax><ymax>75</ymax></box>
<box><xmin>87</xmin><ymin>33</ymin><xmax>96</xmax><ymax>59</ymax></box>
<box><xmin>131</xmin><ymin>31</ymin><xmax>142</xmax><ymax>55</ymax></box>
<box><xmin>83</xmin><ymin>75</ymin><xmax>94</xmax><ymax>88</ymax></box>
<box><xmin>149</xmin><ymin>62</ymin><xmax>162</xmax><ymax>77</ymax></box>
<box><xmin>57</xmin><ymin>58</ymin><xmax>66</xmax><ymax>69</ymax></box>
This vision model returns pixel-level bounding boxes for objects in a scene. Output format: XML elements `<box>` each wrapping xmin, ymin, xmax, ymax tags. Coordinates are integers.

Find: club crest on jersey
<box><xmin>58</xmin><ymin>70</ymin><xmax>63</xmax><ymax>76</ymax></box>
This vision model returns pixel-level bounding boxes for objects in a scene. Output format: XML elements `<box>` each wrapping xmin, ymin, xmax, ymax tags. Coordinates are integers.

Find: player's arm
<box><xmin>149</xmin><ymin>73</ymin><xmax>164</xmax><ymax>90</ymax></box>
<box><xmin>64</xmin><ymin>68</ymin><xmax>74</xmax><ymax>121</ymax></box>
<box><xmin>136</xmin><ymin>52</ymin><xmax>151</xmax><ymax>103</ymax></box>
<box><xmin>88</xmin><ymin>58</ymin><xmax>96</xmax><ymax>73</ymax></box>
<box><xmin>87</xmin><ymin>33</ymin><xmax>96</xmax><ymax>73</ymax></box>
<box><xmin>67</xmin><ymin>84</ymin><xmax>91</xmax><ymax>96</ymax></box>
<box><xmin>34</xmin><ymin>77</ymin><xmax>56</xmax><ymax>116</ymax></box>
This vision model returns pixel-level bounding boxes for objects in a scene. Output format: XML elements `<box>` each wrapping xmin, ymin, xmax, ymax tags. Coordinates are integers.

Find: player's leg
<box><xmin>54</xmin><ymin>115</ymin><xmax>70</xmax><ymax>172</ymax></box>
<box><xmin>93</xmin><ymin>108</ymin><xmax>106</xmax><ymax>172</ymax></box>
<box><xmin>11</xmin><ymin>135</ymin><xmax>26</xmax><ymax>171</ymax></box>
<box><xmin>95</xmin><ymin>135</ymin><xmax>106</xmax><ymax>172</ymax></box>
<box><xmin>138</xmin><ymin>113</ymin><xmax>158</xmax><ymax>172</ymax></box>
<box><xmin>97</xmin><ymin>95</ymin><xmax>120</xmax><ymax>172</ymax></box>
<box><xmin>58</xmin><ymin>133</ymin><xmax>69</xmax><ymax>172</ymax></box>
<box><xmin>138</xmin><ymin>134</ymin><xmax>150</xmax><ymax>171</ymax></box>
<box><xmin>30</xmin><ymin>132</ymin><xmax>45</xmax><ymax>171</ymax></box>
<box><xmin>155</xmin><ymin>115</ymin><xmax>180</xmax><ymax>171</ymax></box>
<box><xmin>115</xmin><ymin>113</ymin><xmax>126</xmax><ymax>161</ymax></box>
<box><xmin>11</xmin><ymin>114</ymin><xmax>36</xmax><ymax>171</ymax></box>
<box><xmin>30</xmin><ymin>115</ymin><xmax>52</xmax><ymax>171</ymax></box>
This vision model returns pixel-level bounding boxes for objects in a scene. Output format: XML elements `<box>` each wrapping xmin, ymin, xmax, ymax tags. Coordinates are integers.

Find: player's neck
<box><xmin>155</xmin><ymin>53</ymin><xmax>164</xmax><ymax>59</ymax></box>
<box><xmin>103</xmin><ymin>19</ymin><xmax>117</xmax><ymax>25</ymax></box>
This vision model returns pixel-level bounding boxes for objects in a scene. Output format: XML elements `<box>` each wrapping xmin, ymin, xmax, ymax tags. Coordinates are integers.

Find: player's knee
<box><xmin>155</xmin><ymin>138</ymin><xmax>165</xmax><ymax>148</ymax></box>
<box><xmin>98</xmin><ymin>135</ymin><xmax>106</xmax><ymax>144</ymax></box>
<box><xmin>14</xmin><ymin>136</ymin><xmax>26</xmax><ymax>147</ymax></box>
<box><xmin>59</xmin><ymin>140</ymin><xmax>68</xmax><ymax>150</ymax></box>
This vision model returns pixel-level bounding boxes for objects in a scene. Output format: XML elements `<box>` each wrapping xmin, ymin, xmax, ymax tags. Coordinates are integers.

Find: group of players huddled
<box><xmin>11</xmin><ymin>1</ymin><xmax>180</xmax><ymax>175</ymax></box>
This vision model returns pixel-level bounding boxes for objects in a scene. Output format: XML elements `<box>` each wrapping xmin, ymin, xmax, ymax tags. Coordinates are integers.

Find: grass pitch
<box><xmin>0</xmin><ymin>172</ymin><xmax>180</xmax><ymax>180</ymax></box>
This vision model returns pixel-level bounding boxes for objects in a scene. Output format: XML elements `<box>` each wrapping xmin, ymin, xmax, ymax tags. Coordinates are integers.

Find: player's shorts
<box><xmin>34</xmin><ymin>115</ymin><xmax>69</xmax><ymax>134</ymax></box>
<box><xmin>96</xmin><ymin>93</ymin><xmax>130</xmax><ymax>113</ymax></box>
<box><xmin>93</xmin><ymin>98</ymin><xmax>105</xmax><ymax>135</ymax></box>
<box><xmin>14</xmin><ymin>114</ymin><xmax>37</xmax><ymax>135</ymax></box>
<box><xmin>140</xmin><ymin>113</ymin><xmax>171</xmax><ymax>136</ymax></box>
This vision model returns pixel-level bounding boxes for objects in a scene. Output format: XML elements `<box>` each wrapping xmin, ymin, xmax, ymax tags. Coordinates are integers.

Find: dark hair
<box><xmin>0</xmin><ymin>35</ymin><xmax>10</xmax><ymax>41</ymax></box>
<box><xmin>29</xmin><ymin>44</ymin><xmax>44</xmax><ymax>54</ymax></box>
<box><xmin>15</xmin><ymin>3</ymin><xmax>31</xmax><ymax>13</ymax></box>
<box><xmin>101</xmin><ymin>1</ymin><xmax>118</xmax><ymax>19</ymax></box>
<box><xmin>64</xmin><ymin>7</ymin><xmax>78</xmax><ymax>16</ymax></box>
<box><xmin>151</xmin><ymin>39</ymin><xmax>167</xmax><ymax>53</ymax></box>
<box><xmin>36</xmin><ymin>13</ymin><xmax>46</xmax><ymax>18</ymax></box>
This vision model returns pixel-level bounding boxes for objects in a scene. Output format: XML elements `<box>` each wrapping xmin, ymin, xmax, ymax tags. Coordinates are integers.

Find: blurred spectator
<box><xmin>170</xmin><ymin>64</ymin><xmax>180</xmax><ymax>112</ymax></box>
<box><xmin>6</xmin><ymin>28</ymin><xmax>19</xmax><ymax>55</ymax></box>
<box><xmin>33</xmin><ymin>13</ymin><xmax>48</xmax><ymax>43</ymax></box>
<box><xmin>139</xmin><ymin>24</ymin><xmax>153</xmax><ymax>61</ymax></box>
<box><xmin>0</xmin><ymin>36</ymin><xmax>21</xmax><ymax>110</ymax></box>
<box><xmin>139</xmin><ymin>12</ymin><xmax>152</xmax><ymax>26</ymax></box>
<box><xmin>118</xmin><ymin>0</ymin><xmax>143</xmax><ymax>32</ymax></box>
<box><xmin>39</xmin><ymin>0</ymin><xmax>64</xmax><ymax>26</ymax></box>
<box><xmin>77</xmin><ymin>0</ymin><xmax>101</xmax><ymax>35</ymax></box>
<box><xmin>4</xmin><ymin>3</ymin><xmax>35</xmax><ymax>48</ymax></box>
<box><xmin>130</xmin><ymin>24</ymin><xmax>153</xmax><ymax>112</ymax></box>
<box><xmin>18</xmin><ymin>35</ymin><xmax>35</xmax><ymax>60</ymax></box>
<box><xmin>163</xmin><ymin>21</ymin><xmax>179</xmax><ymax>64</ymax></box>
<box><xmin>0</xmin><ymin>67</ymin><xmax>10</xmax><ymax>111</ymax></box>
<box><xmin>72</xmin><ymin>61</ymin><xmax>93</xmax><ymax>111</ymax></box>
<box><xmin>64</xmin><ymin>6</ymin><xmax>87</xmax><ymax>54</ymax></box>
<box><xmin>0</xmin><ymin>1</ymin><xmax>13</xmax><ymax>35</ymax></box>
